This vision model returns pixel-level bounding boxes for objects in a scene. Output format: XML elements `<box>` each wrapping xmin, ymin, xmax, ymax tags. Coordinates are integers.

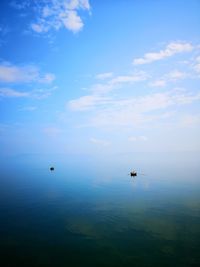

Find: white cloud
<box><xmin>0</xmin><ymin>63</ymin><xmax>55</xmax><ymax>84</ymax></box>
<box><xmin>193</xmin><ymin>56</ymin><xmax>200</xmax><ymax>75</ymax></box>
<box><xmin>69</xmin><ymin>71</ymin><xmax>149</xmax><ymax>110</ymax></box>
<box><xmin>42</xmin><ymin>6</ymin><xmax>53</xmax><ymax>18</ymax></box>
<box><xmin>31</xmin><ymin>23</ymin><xmax>49</xmax><ymax>33</ymax></box>
<box><xmin>0</xmin><ymin>88</ymin><xmax>29</xmax><ymax>97</ymax></box>
<box><xmin>95</xmin><ymin>72</ymin><xmax>113</xmax><ymax>80</ymax></box>
<box><xmin>91</xmin><ymin>71</ymin><xmax>148</xmax><ymax>94</ymax></box>
<box><xmin>0</xmin><ymin>64</ymin><xmax>37</xmax><ymax>83</ymax></box>
<box><xmin>149</xmin><ymin>70</ymin><xmax>187</xmax><ymax>88</ymax></box>
<box><xmin>90</xmin><ymin>138</ymin><xmax>110</xmax><ymax>146</ymax></box>
<box><xmin>64</xmin><ymin>0</ymin><xmax>90</xmax><ymax>10</ymax></box>
<box><xmin>129</xmin><ymin>136</ymin><xmax>148</xmax><ymax>142</ymax></box>
<box><xmin>180</xmin><ymin>114</ymin><xmax>200</xmax><ymax>127</ymax></box>
<box><xmin>196</xmin><ymin>56</ymin><xmax>200</xmax><ymax>62</ymax></box>
<box><xmin>128</xmin><ymin>136</ymin><xmax>137</xmax><ymax>142</ymax></box>
<box><xmin>68</xmin><ymin>90</ymin><xmax>200</xmax><ymax>128</ymax></box>
<box><xmin>20</xmin><ymin>106</ymin><xmax>37</xmax><ymax>111</ymax></box>
<box><xmin>27</xmin><ymin>0</ymin><xmax>91</xmax><ymax>34</ymax></box>
<box><xmin>67</xmin><ymin>40</ymin><xmax>200</xmax><ymax>130</ymax></box>
<box><xmin>172</xmin><ymin>91</ymin><xmax>200</xmax><ymax>105</ymax></box>
<box><xmin>69</xmin><ymin>80</ymin><xmax>200</xmax><ymax>117</ymax></box>
<box><xmin>68</xmin><ymin>95</ymin><xmax>111</xmax><ymax>111</ymax></box>
<box><xmin>60</xmin><ymin>10</ymin><xmax>83</xmax><ymax>33</ymax></box>
<box><xmin>110</xmin><ymin>71</ymin><xmax>148</xmax><ymax>85</ymax></box>
<box><xmin>31</xmin><ymin>86</ymin><xmax>58</xmax><ymax>99</ymax></box>
<box><xmin>91</xmin><ymin>83</ymin><xmax>114</xmax><ymax>94</ymax></box>
<box><xmin>43</xmin><ymin>127</ymin><xmax>62</xmax><ymax>137</ymax></box>
<box><xmin>167</xmin><ymin>70</ymin><xmax>187</xmax><ymax>80</ymax></box>
<box><xmin>40</xmin><ymin>73</ymin><xmax>56</xmax><ymax>84</ymax></box>
<box><xmin>0</xmin><ymin>86</ymin><xmax>57</xmax><ymax>99</ymax></box>
<box><xmin>149</xmin><ymin>80</ymin><xmax>166</xmax><ymax>87</ymax></box>
<box><xmin>133</xmin><ymin>42</ymin><xmax>194</xmax><ymax>65</ymax></box>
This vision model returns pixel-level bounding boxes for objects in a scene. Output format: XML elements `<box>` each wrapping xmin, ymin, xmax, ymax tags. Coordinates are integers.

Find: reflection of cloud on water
<box><xmin>64</xmin><ymin>210</ymin><xmax>182</xmax><ymax>263</ymax></box>
<box><xmin>66</xmin><ymin>217</ymin><xmax>100</xmax><ymax>239</ymax></box>
<box><xmin>65</xmin><ymin>214</ymin><xmax>170</xmax><ymax>266</ymax></box>
<box><xmin>65</xmin><ymin>194</ymin><xmax>200</xmax><ymax>247</ymax></box>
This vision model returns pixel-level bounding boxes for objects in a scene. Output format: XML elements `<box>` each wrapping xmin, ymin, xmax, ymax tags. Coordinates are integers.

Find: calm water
<box><xmin>0</xmin><ymin>153</ymin><xmax>200</xmax><ymax>267</ymax></box>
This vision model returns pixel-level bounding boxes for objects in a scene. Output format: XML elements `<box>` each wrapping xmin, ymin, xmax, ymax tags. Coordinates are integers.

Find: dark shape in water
<box><xmin>130</xmin><ymin>170</ymin><xmax>137</xmax><ymax>176</ymax></box>
<box><xmin>50</xmin><ymin>167</ymin><xmax>55</xmax><ymax>171</ymax></box>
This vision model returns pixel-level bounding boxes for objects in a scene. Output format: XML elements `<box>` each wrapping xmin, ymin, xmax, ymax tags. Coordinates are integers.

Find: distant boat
<box><xmin>50</xmin><ymin>167</ymin><xmax>55</xmax><ymax>171</ymax></box>
<box><xmin>130</xmin><ymin>170</ymin><xmax>137</xmax><ymax>176</ymax></box>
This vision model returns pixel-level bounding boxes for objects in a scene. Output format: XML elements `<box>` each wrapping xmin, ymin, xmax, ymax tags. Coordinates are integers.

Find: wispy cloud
<box><xmin>180</xmin><ymin>114</ymin><xmax>200</xmax><ymax>127</ymax></box>
<box><xmin>10</xmin><ymin>0</ymin><xmax>30</xmax><ymax>10</ymax></box>
<box><xmin>0</xmin><ymin>62</ymin><xmax>55</xmax><ymax>84</ymax></box>
<box><xmin>128</xmin><ymin>136</ymin><xmax>148</xmax><ymax>142</ymax></box>
<box><xmin>68</xmin><ymin>95</ymin><xmax>111</xmax><ymax>111</ymax></box>
<box><xmin>91</xmin><ymin>71</ymin><xmax>148</xmax><ymax>94</ymax></box>
<box><xmin>0</xmin><ymin>25</ymin><xmax>10</xmax><ymax>47</ymax></box>
<box><xmin>0</xmin><ymin>25</ymin><xmax>10</xmax><ymax>36</ymax></box>
<box><xmin>31</xmin><ymin>86</ymin><xmax>58</xmax><ymax>99</ymax></box>
<box><xmin>0</xmin><ymin>86</ymin><xmax>57</xmax><ymax>99</ymax></box>
<box><xmin>149</xmin><ymin>70</ymin><xmax>188</xmax><ymax>88</ymax></box>
<box><xmin>95</xmin><ymin>72</ymin><xmax>113</xmax><ymax>80</ymax></box>
<box><xmin>69</xmin><ymin>90</ymin><xmax>200</xmax><ymax>128</ymax></box>
<box><xmin>43</xmin><ymin>126</ymin><xmax>62</xmax><ymax>137</ymax></box>
<box><xmin>90</xmin><ymin>137</ymin><xmax>111</xmax><ymax>146</ymax></box>
<box><xmin>109</xmin><ymin>71</ymin><xmax>148</xmax><ymax>85</ymax></box>
<box><xmin>133</xmin><ymin>41</ymin><xmax>194</xmax><ymax>65</ymax></box>
<box><xmin>167</xmin><ymin>70</ymin><xmax>188</xmax><ymax>81</ymax></box>
<box><xmin>40</xmin><ymin>73</ymin><xmax>55</xmax><ymax>83</ymax></box>
<box><xmin>68</xmin><ymin>71</ymin><xmax>149</xmax><ymax>110</ymax></box>
<box><xmin>0</xmin><ymin>88</ymin><xmax>29</xmax><ymax>97</ymax></box>
<box><xmin>67</xmin><ymin>40</ymin><xmax>200</xmax><ymax>130</ymax></box>
<box><xmin>193</xmin><ymin>56</ymin><xmax>200</xmax><ymax>75</ymax></box>
<box><xmin>24</xmin><ymin>0</ymin><xmax>91</xmax><ymax>34</ymax></box>
<box><xmin>149</xmin><ymin>80</ymin><xmax>166</xmax><ymax>87</ymax></box>
<box><xmin>19</xmin><ymin>106</ymin><xmax>37</xmax><ymax>111</ymax></box>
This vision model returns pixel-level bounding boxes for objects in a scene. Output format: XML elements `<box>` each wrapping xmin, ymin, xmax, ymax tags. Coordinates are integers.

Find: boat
<box><xmin>130</xmin><ymin>170</ymin><xmax>137</xmax><ymax>176</ymax></box>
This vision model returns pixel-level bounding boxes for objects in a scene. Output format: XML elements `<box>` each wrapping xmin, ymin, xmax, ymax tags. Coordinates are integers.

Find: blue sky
<box><xmin>0</xmin><ymin>0</ymin><xmax>200</xmax><ymax>157</ymax></box>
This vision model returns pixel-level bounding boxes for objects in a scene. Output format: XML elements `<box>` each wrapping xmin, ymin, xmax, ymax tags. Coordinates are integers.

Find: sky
<box><xmin>0</xmin><ymin>0</ymin><xmax>200</xmax><ymax>158</ymax></box>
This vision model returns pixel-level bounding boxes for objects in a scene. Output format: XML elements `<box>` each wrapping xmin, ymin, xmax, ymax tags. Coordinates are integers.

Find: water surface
<box><xmin>0</xmin><ymin>153</ymin><xmax>200</xmax><ymax>267</ymax></box>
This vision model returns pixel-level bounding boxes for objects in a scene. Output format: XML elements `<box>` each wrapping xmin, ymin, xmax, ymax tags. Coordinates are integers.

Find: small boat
<box><xmin>50</xmin><ymin>167</ymin><xmax>55</xmax><ymax>171</ymax></box>
<box><xmin>130</xmin><ymin>170</ymin><xmax>137</xmax><ymax>176</ymax></box>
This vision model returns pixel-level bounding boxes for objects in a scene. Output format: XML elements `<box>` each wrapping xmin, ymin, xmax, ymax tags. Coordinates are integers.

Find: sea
<box><xmin>0</xmin><ymin>152</ymin><xmax>200</xmax><ymax>267</ymax></box>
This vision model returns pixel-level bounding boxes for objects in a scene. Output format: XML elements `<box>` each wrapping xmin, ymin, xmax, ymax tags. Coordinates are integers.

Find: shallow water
<box><xmin>0</xmin><ymin>153</ymin><xmax>200</xmax><ymax>267</ymax></box>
